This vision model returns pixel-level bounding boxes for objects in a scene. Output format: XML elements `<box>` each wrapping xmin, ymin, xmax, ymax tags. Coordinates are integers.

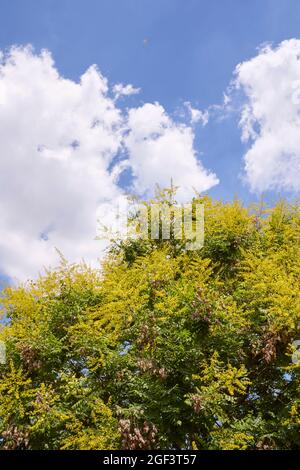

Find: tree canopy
<box><xmin>0</xmin><ymin>191</ymin><xmax>300</xmax><ymax>450</ymax></box>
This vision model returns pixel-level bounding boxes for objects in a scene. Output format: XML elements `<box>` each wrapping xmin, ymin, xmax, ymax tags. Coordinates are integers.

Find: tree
<box><xmin>0</xmin><ymin>191</ymin><xmax>300</xmax><ymax>449</ymax></box>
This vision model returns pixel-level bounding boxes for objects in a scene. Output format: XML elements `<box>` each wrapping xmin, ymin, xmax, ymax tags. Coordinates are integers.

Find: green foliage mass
<box><xmin>1</xmin><ymin>189</ymin><xmax>300</xmax><ymax>450</ymax></box>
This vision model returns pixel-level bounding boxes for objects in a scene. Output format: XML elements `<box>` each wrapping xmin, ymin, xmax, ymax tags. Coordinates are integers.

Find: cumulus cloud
<box><xmin>0</xmin><ymin>46</ymin><xmax>217</xmax><ymax>281</ymax></box>
<box><xmin>234</xmin><ymin>39</ymin><xmax>300</xmax><ymax>192</ymax></box>
<box><xmin>0</xmin><ymin>46</ymin><xmax>125</xmax><ymax>281</ymax></box>
<box><xmin>125</xmin><ymin>103</ymin><xmax>218</xmax><ymax>200</ymax></box>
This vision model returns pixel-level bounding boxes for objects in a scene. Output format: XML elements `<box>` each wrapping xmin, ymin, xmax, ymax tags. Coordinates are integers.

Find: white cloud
<box><xmin>234</xmin><ymin>39</ymin><xmax>300</xmax><ymax>192</ymax></box>
<box><xmin>0</xmin><ymin>46</ymin><xmax>218</xmax><ymax>281</ymax></box>
<box><xmin>113</xmin><ymin>83</ymin><xmax>140</xmax><ymax>99</ymax></box>
<box><xmin>184</xmin><ymin>101</ymin><xmax>209</xmax><ymax>126</ymax></box>
<box><xmin>125</xmin><ymin>103</ymin><xmax>218</xmax><ymax>200</ymax></box>
<box><xmin>0</xmin><ymin>46</ymin><xmax>125</xmax><ymax>281</ymax></box>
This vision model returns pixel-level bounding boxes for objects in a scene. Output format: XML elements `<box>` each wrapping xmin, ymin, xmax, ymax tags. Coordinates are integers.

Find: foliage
<box><xmin>1</xmin><ymin>190</ymin><xmax>300</xmax><ymax>449</ymax></box>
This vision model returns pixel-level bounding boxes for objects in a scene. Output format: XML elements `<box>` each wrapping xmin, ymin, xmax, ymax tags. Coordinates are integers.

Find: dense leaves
<box><xmin>0</xmin><ymin>192</ymin><xmax>300</xmax><ymax>449</ymax></box>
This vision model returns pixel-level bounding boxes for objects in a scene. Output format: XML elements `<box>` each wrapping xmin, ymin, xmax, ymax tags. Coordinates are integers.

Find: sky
<box><xmin>1</xmin><ymin>0</ymin><xmax>300</xmax><ymax>281</ymax></box>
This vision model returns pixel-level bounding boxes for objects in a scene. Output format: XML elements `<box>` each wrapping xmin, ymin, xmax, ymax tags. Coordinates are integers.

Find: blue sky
<box><xmin>2</xmin><ymin>0</ymin><xmax>300</xmax><ymax>280</ymax></box>
<box><xmin>2</xmin><ymin>0</ymin><xmax>300</xmax><ymax>203</ymax></box>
